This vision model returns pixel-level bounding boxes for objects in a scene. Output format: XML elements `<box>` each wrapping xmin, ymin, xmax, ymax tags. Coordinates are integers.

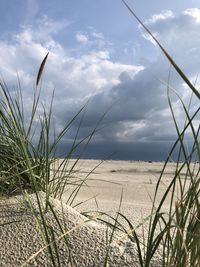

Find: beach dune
<box><xmin>0</xmin><ymin>160</ymin><xmax>186</xmax><ymax>266</ymax></box>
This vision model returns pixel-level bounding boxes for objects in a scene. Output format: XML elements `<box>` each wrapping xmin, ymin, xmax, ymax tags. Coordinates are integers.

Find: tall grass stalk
<box><xmin>0</xmin><ymin>53</ymin><xmax>101</xmax><ymax>266</ymax></box>
<box><xmin>118</xmin><ymin>1</ymin><xmax>200</xmax><ymax>266</ymax></box>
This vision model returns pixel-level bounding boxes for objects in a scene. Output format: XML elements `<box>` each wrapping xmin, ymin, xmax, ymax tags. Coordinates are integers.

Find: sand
<box><xmin>0</xmin><ymin>160</ymin><xmax>187</xmax><ymax>266</ymax></box>
<box><xmin>0</xmin><ymin>192</ymin><xmax>140</xmax><ymax>266</ymax></box>
<box><xmin>61</xmin><ymin>160</ymin><xmax>180</xmax><ymax>224</ymax></box>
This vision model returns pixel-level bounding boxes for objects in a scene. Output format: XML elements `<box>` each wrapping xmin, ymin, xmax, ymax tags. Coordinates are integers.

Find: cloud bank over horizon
<box><xmin>0</xmin><ymin>7</ymin><xmax>199</xmax><ymax>160</ymax></box>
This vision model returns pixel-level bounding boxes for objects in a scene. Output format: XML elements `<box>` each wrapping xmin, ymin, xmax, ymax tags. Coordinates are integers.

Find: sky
<box><xmin>0</xmin><ymin>0</ymin><xmax>200</xmax><ymax>160</ymax></box>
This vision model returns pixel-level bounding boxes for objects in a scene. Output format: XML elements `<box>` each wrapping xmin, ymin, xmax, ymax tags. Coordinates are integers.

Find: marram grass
<box><xmin>117</xmin><ymin>2</ymin><xmax>200</xmax><ymax>266</ymax></box>
<box><xmin>0</xmin><ymin>53</ymin><xmax>99</xmax><ymax>266</ymax></box>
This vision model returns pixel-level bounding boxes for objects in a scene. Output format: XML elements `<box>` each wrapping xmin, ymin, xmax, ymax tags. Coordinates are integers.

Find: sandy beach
<box><xmin>61</xmin><ymin>159</ymin><xmax>186</xmax><ymax>226</ymax></box>
<box><xmin>0</xmin><ymin>159</ymin><xmax>195</xmax><ymax>266</ymax></box>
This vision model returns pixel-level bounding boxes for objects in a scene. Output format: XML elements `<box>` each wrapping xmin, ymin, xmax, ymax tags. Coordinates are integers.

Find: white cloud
<box><xmin>140</xmin><ymin>8</ymin><xmax>200</xmax><ymax>75</ymax></box>
<box><xmin>75</xmin><ymin>28</ymin><xmax>111</xmax><ymax>51</ymax></box>
<box><xmin>0</xmin><ymin>16</ymin><xmax>143</xmax><ymax>115</ymax></box>
<box><xmin>184</xmin><ymin>8</ymin><xmax>200</xmax><ymax>23</ymax></box>
<box><xmin>90</xmin><ymin>30</ymin><xmax>104</xmax><ymax>39</ymax></box>
<box><xmin>16</xmin><ymin>15</ymin><xmax>71</xmax><ymax>47</ymax></box>
<box><xmin>76</xmin><ymin>33</ymin><xmax>88</xmax><ymax>43</ymax></box>
<box><xmin>146</xmin><ymin>10</ymin><xmax>174</xmax><ymax>24</ymax></box>
<box><xmin>141</xmin><ymin>10</ymin><xmax>174</xmax><ymax>46</ymax></box>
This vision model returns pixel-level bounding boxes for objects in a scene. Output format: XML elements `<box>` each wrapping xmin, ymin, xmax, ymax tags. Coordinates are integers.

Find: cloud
<box><xmin>70</xmin><ymin>8</ymin><xmax>200</xmax><ymax>159</ymax></box>
<box><xmin>0</xmin><ymin>10</ymin><xmax>199</xmax><ymax>160</ymax></box>
<box><xmin>0</xmin><ymin>16</ymin><xmax>143</xmax><ymax>144</ymax></box>
<box><xmin>142</xmin><ymin>8</ymin><xmax>200</xmax><ymax>68</ymax></box>
<box><xmin>146</xmin><ymin>10</ymin><xmax>174</xmax><ymax>24</ymax></box>
<box><xmin>76</xmin><ymin>33</ymin><xmax>88</xmax><ymax>43</ymax></box>
<box><xmin>184</xmin><ymin>8</ymin><xmax>200</xmax><ymax>22</ymax></box>
<box><xmin>74</xmin><ymin>28</ymin><xmax>112</xmax><ymax>54</ymax></box>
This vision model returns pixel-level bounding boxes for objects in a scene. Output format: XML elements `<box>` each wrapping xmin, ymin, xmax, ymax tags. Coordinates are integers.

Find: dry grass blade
<box><xmin>36</xmin><ymin>52</ymin><xmax>49</xmax><ymax>86</ymax></box>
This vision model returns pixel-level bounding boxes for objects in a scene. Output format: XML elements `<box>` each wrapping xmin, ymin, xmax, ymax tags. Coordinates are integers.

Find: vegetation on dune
<box><xmin>0</xmin><ymin>53</ymin><xmax>93</xmax><ymax>200</ymax></box>
<box><xmin>0</xmin><ymin>52</ymin><xmax>98</xmax><ymax>266</ymax></box>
